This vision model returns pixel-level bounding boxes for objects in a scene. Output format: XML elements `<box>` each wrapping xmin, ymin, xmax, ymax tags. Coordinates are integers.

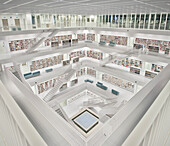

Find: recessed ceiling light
<box><xmin>3</xmin><ymin>0</ymin><xmax>12</xmax><ymax>4</ymax></box>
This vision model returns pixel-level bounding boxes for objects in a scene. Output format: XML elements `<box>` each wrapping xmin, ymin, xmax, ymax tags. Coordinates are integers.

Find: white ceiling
<box><xmin>0</xmin><ymin>0</ymin><xmax>170</xmax><ymax>15</ymax></box>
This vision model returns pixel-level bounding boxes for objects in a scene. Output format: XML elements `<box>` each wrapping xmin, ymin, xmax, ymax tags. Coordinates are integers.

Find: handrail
<box><xmin>0</xmin><ymin>80</ymin><xmax>47</xmax><ymax>146</ymax></box>
<box><xmin>122</xmin><ymin>80</ymin><xmax>170</xmax><ymax>146</ymax></box>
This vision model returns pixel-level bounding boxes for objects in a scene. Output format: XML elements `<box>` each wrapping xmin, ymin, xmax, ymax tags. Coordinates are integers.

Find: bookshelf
<box><xmin>100</xmin><ymin>35</ymin><xmax>128</xmax><ymax>46</ymax></box>
<box><xmin>30</xmin><ymin>55</ymin><xmax>63</xmax><ymax>71</ymax></box>
<box><xmin>37</xmin><ymin>73</ymin><xmax>67</xmax><ymax>94</ymax></box>
<box><xmin>76</xmin><ymin>68</ymin><xmax>86</xmax><ymax>77</ymax></box>
<box><xmin>69</xmin><ymin>50</ymin><xmax>86</xmax><ymax>59</ymax></box>
<box><xmin>87</xmin><ymin>34</ymin><xmax>95</xmax><ymax>41</ymax></box>
<box><xmin>145</xmin><ymin>71</ymin><xmax>157</xmax><ymax>78</ymax></box>
<box><xmin>102</xmin><ymin>73</ymin><xmax>134</xmax><ymax>92</ymax></box>
<box><xmin>130</xmin><ymin>67</ymin><xmax>140</xmax><ymax>74</ymax></box>
<box><xmin>135</xmin><ymin>38</ymin><xmax>170</xmax><ymax>54</ymax></box>
<box><xmin>77</xmin><ymin>34</ymin><xmax>85</xmax><ymax>41</ymax></box>
<box><xmin>87</xmin><ymin>50</ymin><xmax>103</xmax><ymax>60</ymax></box>
<box><xmin>9</xmin><ymin>38</ymin><xmax>36</xmax><ymax>51</ymax></box>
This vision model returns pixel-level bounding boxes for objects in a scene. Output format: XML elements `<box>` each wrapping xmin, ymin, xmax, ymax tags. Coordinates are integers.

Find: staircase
<box><xmin>12</xmin><ymin>62</ymin><xmax>33</xmax><ymax>92</ymax></box>
<box><xmin>100</xmin><ymin>54</ymin><xmax>117</xmax><ymax>66</ymax></box>
<box><xmin>26</xmin><ymin>29</ymin><xmax>59</xmax><ymax>53</ymax></box>
<box><xmin>44</xmin><ymin>68</ymin><xmax>76</xmax><ymax>102</ymax></box>
<box><xmin>55</xmin><ymin>108</ymin><xmax>67</xmax><ymax>121</ymax></box>
<box><xmin>13</xmin><ymin>71</ymin><xmax>22</xmax><ymax>82</ymax></box>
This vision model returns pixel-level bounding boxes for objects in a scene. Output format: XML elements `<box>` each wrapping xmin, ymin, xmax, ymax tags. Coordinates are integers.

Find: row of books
<box><xmin>87</xmin><ymin>34</ymin><xmax>95</xmax><ymax>41</ymax></box>
<box><xmin>76</xmin><ymin>67</ymin><xmax>97</xmax><ymax>77</ymax></box>
<box><xmin>113</xmin><ymin>58</ymin><xmax>142</xmax><ymax>68</ymax></box>
<box><xmin>76</xmin><ymin>68</ymin><xmax>86</xmax><ymax>77</ymax></box>
<box><xmin>30</xmin><ymin>55</ymin><xmax>63</xmax><ymax>71</ymax></box>
<box><xmin>77</xmin><ymin>34</ymin><xmax>85</xmax><ymax>41</ymax></box>
<box><xmin>9</xmin><ymin>38</ymin><xmax>36</xmax><ymax>51</ymax></box>
<box><xmin>145</xmin><ymin>71</ymin><xmax>157</xmax><ymax>78</ymax></box>
<box><xmin>44</xmin><ymin>35</ymin><xmax>72</xmax><ymax>46</ymax></box>
<box><xmin>100</xmin><ymin>35</ymin><xmax>128</xmax><ymax>46</ymax></box>
<box><xmin>102</xmin><ymin>73</ymin><xmax>134</xmax><ymax>91</ymax></box>
<box><xmin>87</xmin><ymin>50</ymin><xmax>103</xmax><ymax>60</ymax></box>
<box><xmin>151</xmin><ymin>64</ymin><xmax>164</xmax><ymax>72</ymax></box>
<box><xmin>69</xmin><ymin>50</ymin><xmax>86</xmax><ymax>59</ymax></box>
<box><xmin>37</xmin><ymin>73</ymin><xmax>67</xmax><ymax>94</ymax></box>
<box><xmin>135</xmin><ymin>38</ymin><xmax>170</xmax><ymax>52</ymax></box>
<box><xmin>87</xmin><ymin>68</ymin><xmax>96</xmax><ymax>77</ymax></box>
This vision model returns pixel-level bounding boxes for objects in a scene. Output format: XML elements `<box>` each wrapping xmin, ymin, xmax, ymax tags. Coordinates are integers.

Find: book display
<box><xmin>30</xmin><ymin>55</ymin><xmax>63</xmax><ymax>71</ymax></box>
<box><xmin>44</xmin><ymin>35</ymin><xmax>72</xmax><ymax>46</ymax></box>
<box><xmin>130</xmin><ymin>67</ymin><xmax>140</xmax><ymax>74</ymax></box>
<box><xmin>87</xmin><ymin>50</ymin><xmax>103</xmax><ymax>60</ymax></box>
<box><xmin>134</xmin><ymin>44</ymin><xmax>143</xmax><ymax>49</ymax></box>
<box><xmin>151</xmin><ymin>64</ymin><xmax>164</xmax><ymax>72</ymax></box>
<box><xmin>87</xmin><ymin>68</ymin><xmax>96</xmax><ymax>77</ymax></box>
<box><xmin>44</xmin><ymin>39</ymin><xmax>51</xmax><ymax>46</ymax></box>
<box><xmin>113</xmin><ymin>58</ymin><xmax>142</xmax><ymax>68</ymax></box>
<box><xmin>37</xmin><ymin>74</ymin><xmax>67</xmax><ymax>94</ymax></box>
<box><xmin>51</xmin><ymin>41</ymin><xmax>59</xmax><ymax>47</ymax></box>
<box><xmin>102</xmin><ymin>73</ymin><xmax>134</xmax><ymax>92</ymax></box>
<box><xmin>148</xmin><ymin>46</ymin><xmax>159</xmax><ymax>53</ymax></box>
<box><xmin>9</xmin><ymin>38</ymin><xmax>36</xmax><ymax>51</ymax></box>
<box><xmin>63</xmin><ymin>60</ymin><xmax>70</xmax><ymax>66</ymax></box>
<box><xmin>62</xmin><ymin>40</ymin><xmax>71</xmax><ymax>47</ymax></box>
<box><xmin>77</xmin><ymin>34</ymin><xmax>85</xmax><ymax>41</ymax></box>
<box><xmin>100</xmin><ymin>35</ymin><xmax>128</xmax><ymax>46</ymax></box>
<box><xmin>145</xmin><ymin>71</ymin><xmax>157</xmax><ymax>78</ymax></box>
<box><xmin>69</xmin><ymin>50</ymin><xmax>86</xmax><ymax>59</ymax></box>
<box><xmin>72</xmin><ymin>39</ymin><xmax>78</xmax><ymax>45</ymax></box>
<box><xmin>165</xmin><ymin>48</ymin><xmax>170</xmax><ymax>55</ymax></box>
<box><xmin>135</xmin><ymin>38</ymin><xmax>170</xmax><ymax>54</ymax></box>
<box><xmin>87</xmin><ymin>34</ymin><xmax>95</xmax><ymax>41</ymax></box>
<box><xmin>76</xmin><ymin>68</ymin><xmax>86</xmax><ymax>77</ymax></box>
<box><xmin>73</xmin><ymin>57</ymin><xmax>79</xmax><ymax>63</ymax></box>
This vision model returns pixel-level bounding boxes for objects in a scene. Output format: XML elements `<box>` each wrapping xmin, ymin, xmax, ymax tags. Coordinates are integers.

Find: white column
<box><xmin>25</xmin><ymin>13</ymin><xmax>32</xmax><ymax>30</ymax></box>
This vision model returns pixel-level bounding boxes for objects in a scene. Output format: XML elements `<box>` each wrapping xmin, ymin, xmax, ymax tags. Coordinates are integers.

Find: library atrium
<box><xmin>0</xmin><ymin>0</ymin><xmax>170</xmax><ymax>146</ymax></box>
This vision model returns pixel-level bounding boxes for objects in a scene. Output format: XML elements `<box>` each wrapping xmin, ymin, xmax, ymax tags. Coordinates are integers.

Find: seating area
<box><xmin>99</xmin><ymin>41</ymin><xmax>106</xmax><ymax>45</ymax></box>
<box><xmin>24</xmin><ymin>71</ymin><xmax>40</xmax><ymax>79</ymax></box>
<box><xmin>96</xmin><ymin>82</ymin><xmax>107</xmax><ymax>90</ymax></box>
<box><xmin>111</xmin><ymin>89</ymin><xmax>119</xmax><ymax>95</ymax></box>
<box><xmin>45</xmin><ymin>68</ymin><xmax>53</xmax><ymax>73</ymax></box>
<box><xmin>84</xmin><ymin>79</ymin><xmax>93</xmax><ymax>83</ymax></box>
<box><xmin>109</xmin><ymin>41</ymin><xmax>116</xmax><ymax>46</ymax></box>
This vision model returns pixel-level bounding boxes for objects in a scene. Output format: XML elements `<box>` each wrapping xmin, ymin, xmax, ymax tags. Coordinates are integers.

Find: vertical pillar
<box><xmin>25</xmin><ymin>13</ymin><xmax>32</xmax><ymax>30</ymax></box>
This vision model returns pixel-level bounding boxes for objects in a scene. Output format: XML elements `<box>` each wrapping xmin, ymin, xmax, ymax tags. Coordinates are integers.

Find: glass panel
<box><xmin>119</xmin><ymin>15</ymin><xmax>123</xmax><ymax>27</ymax></box>
<box><xmin>160</xmin><ymin>14</ymin><xmax>166</xmax><ymax>30</ymax></box>
<box><xmin>123</xmin><ymin>14</ymin><xmax>127</xmax><ymax>28</ymax></box>
<box><xmin>140</xmin><ymin>14</ymin><xmax>145</xmax><ymax>29</ymax></box>
<box><xmin>32</xmin><ymin>15</ymin><xmax>35</xmax><ymax>25</ymax></box>
<box><xmin>144</xmin><ymin>14</ymin><xmax>149</xmax><ymax>29</ymax></box>
<box><xmin>135</xmin><ymin>14</ymin><xmax>140</xmax><ymax>28</ymax></box>
<box><xmin>131</xmin><ymin>14</ymin><xmax>135</xmax><ymax>28</ymax></box>
<box><xmin>112</xmin><ymin>15</ymin><xmax>115</xmax><ymax>24</ymax></box>
<box><xmin>106</xmin><ymin>15</ymin><xmax>108</xmax><ymax>23</ymax></box>
<box><xmin>127</xmin><ymin>14</ymin><xmax>131</xmax><ymax>28</ymax></box>
<box><xmin>155</xmin><ymin>14</ymin><xmax>160</xmax><ymax>29</ymax></box>
<box><xmin>100</xmin><ymin>16</ymin><xmax>102</xmax><ymax>23</ymax></box>
<box><xmin>103</xmin><ymin>15</ymin><xmax>105</xmax><ymax>24</ymax></box>
<box><xmin>116</xmin><ymin>15</ymin><xmax>119</xmax><ymax>28</ymax></box>
<box><xmin>150</xmin><ymin>14</ymin><xmax>155</xmax><ymax>29</ymax></box>
<box><xmin>166</xmin><ymin>14</ymin><xmax>170</xmax><ymax>30</ymax></box>
<box><xmin>109</xmin><ymin>15</ymin><xmax>111</xmax><ymax>23</ymax></box>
